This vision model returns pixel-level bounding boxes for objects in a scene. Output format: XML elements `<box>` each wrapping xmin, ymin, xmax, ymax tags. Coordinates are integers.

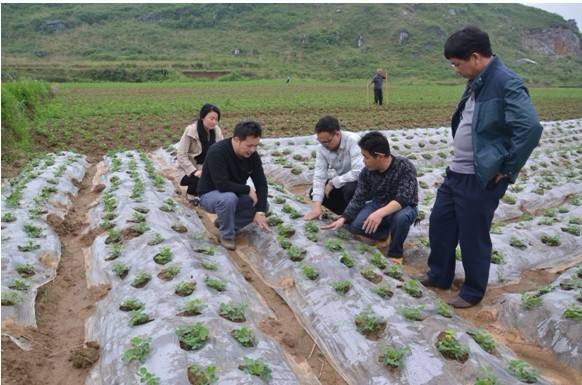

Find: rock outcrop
<box><xmin>523</xmin><ymin>26</ymin><xmax>581</xmax><ymax>56</ymax></box>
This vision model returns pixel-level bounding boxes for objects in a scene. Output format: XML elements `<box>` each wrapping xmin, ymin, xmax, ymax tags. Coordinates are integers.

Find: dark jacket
<box><xmin>452</xmin><ymin>56</ymin><xmax>543</xmax><ymax>188</ymax></box>
<box><xmin>198</xmin><ymin>138</ymin><xmax>268</xmax><ymax>212</ymax></box>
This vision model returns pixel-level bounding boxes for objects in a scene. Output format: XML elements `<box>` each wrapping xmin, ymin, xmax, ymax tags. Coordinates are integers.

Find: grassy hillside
<box><xmin>2</xmin><ymin>3</ymin><xmax>581</xmax><ymax>85</ymax></box>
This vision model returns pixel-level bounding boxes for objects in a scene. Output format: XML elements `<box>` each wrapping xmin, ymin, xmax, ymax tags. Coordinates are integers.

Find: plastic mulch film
<box><xmin>84</xmin><ymin>151</ymin><xmax>311</xmax><ymax>385</ymax></box>
<box><xmin>498</xmin><ymin>264</ymin><xmax>582</xmax><ymax>371</ymax></box>
<box><xmin>1</xmin><ymin>152</ymin><xmax>87</xmax><ymax>346</ymax></box>
<box><xmin>237</xmin><ymin>188</ymin><xmax>553</xmax><ymax>385</ymax></box>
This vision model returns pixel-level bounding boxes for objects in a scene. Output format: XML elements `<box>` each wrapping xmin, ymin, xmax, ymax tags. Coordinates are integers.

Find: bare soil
<box><xmin>1</xmin><ymin>156</ymin><xmax>103</xmax><ymax>385</ymax></box>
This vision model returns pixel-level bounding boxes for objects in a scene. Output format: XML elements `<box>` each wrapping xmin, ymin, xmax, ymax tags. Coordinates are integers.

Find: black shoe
<box><xmin>213</xmin><ymin>218</ymin><xmax>220</xmax><ymax>229</ymax></box>
<box><xmin>190</xmin><ymin>197</ymin><xmax>200</xmax><ymax>206</ymax></box>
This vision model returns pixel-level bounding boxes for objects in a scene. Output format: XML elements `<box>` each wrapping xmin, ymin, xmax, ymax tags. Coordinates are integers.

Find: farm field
<box><xmin>2</xmin><ymin>111</ymin><xmax>581</xmax><ymax>384</ymax></box>
<box><xmin>2</xmin><ymin>80</ymin><xmax>582</xmax><ymax>175</ymax></box>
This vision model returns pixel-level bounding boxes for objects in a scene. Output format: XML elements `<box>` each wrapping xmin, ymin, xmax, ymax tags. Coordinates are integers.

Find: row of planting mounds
<box><xmin>1</xmin><ymin>152</ymin><xmax>87</xmax><ymax>344</ymax></box>
<box><xmin>498</xmin><ymin>263</ymin><xmax>582</xmax><ymax>372</ymax></box>
<box><xmin>236</xmin><ymin>185</ymin><xmax>553</xmax><ymax>385</ymax></box>
<box><xmin>83</xmin><ymin>150</ymin><xmax>311</xmax><ymax>385</ymax></box>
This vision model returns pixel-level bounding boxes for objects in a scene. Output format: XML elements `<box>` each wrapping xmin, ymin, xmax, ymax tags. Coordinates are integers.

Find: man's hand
<box><xmin>249</xmin><ymin>188</ymin><xmax>258</xmax><ymax>206</ymax></box>
<box><xmin>321</xmin><ymin>216</ymin><xmax>346</xmax><ymax>231</ymax></box>
<box><xmin>254</xmin><ymin>212</ymin><xmax>270</xmax><ymax>232</ymax></box>
<box><xmin>304</xmin><ymin>202</ymin><xmax>323</xmax><ymax>220</ymax></box>
<box><xmin>494</xmin><ymin>172</ymin><xmax>507</xmax><ymax>183</ymax></box>
<box><xmin>324</xmin><ymin>181</ymin><xmax>334</xmax><ymax>198</ymax></box>
<box><xmin>193</xmin><ymin>169</ymin><xmax>202</xmax><ymax>178</ymax></box>
<box><xmin>362</xmin><ymin>210</ymin><xmax>384</xmax><ymax>234</ymax></box>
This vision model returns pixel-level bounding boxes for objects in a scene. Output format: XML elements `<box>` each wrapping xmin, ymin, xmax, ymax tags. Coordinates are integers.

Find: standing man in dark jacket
<box><xmin>420</xmin><ymin>27</ymin><xmax>543</xmax><ymax>308</ymax></box>
<box><xmin>322</xmin><ymin>131</ymin><xmax>418</xmax><ymax>259</ymax></box>
<box><xmin>198</xmin><ymin>120</ymin><xmax>270</xmax><ymax>250</ymax></box>
<box><xmin>369</xmin><ymin>68</ymin><xmax>387</xmax><ymax>105</ymax></box>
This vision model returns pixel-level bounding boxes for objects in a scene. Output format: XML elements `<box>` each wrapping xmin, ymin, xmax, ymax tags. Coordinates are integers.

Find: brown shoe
<box><xmin>214</xmin><ymin>218</ymin><xmax>220</xmax><ymax>229</ymax></box>
<box><xmin>447</xmin><ymin>295</ymin><xmax>475</xmax><ymax>309</ymax></box>
<box><xmin>416</xmin><ymin>275</ymin><xmax>439</xmax><ymax>288</ymax></box>
<box><xmin>219</xmin><ymin>236</ymin><xmax>236</xmax><ymax>250</ymax></box>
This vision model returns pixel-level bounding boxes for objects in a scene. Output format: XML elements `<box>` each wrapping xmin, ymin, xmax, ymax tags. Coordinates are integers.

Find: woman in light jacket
<box><xmin>177</xmin><ymin>103</ymin><xmax>223</xmax><ymax>200</ymax></box>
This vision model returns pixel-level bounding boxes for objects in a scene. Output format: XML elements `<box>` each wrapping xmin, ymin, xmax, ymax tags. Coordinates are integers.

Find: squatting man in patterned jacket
<box><xmin>322</xmin><ymin>131</ymin><xmax>419</xmax><ymax>260</ymax></box>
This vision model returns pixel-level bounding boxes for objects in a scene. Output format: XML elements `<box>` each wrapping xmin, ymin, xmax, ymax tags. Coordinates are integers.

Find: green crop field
<box><xmin>2</xmin><ymin>79</ymin><xmax>582</xmax><ymax>175</ymax></box>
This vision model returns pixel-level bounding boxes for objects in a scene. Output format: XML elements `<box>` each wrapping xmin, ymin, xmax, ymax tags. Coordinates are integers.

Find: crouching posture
<box><xmin>323</xmin><ymin>131</ymin><xmax>418</xmax><ymax>259</ymax></box>
<box><xmin>198</xmin><ymin>120</ymin><xmax>270</xmax><ymax>250</ymax></box>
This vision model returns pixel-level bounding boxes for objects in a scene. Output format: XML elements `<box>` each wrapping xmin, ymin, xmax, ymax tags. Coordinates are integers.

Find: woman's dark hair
<box><xmin>358</xmin><ymin>131</ymin><xmax>390</xmax><ymax>156</ymax></box>
<box><xmin>315</xmin><ymin>115</ymin><xmax>340</xmax><ymax>134</ymax></box>
<box><xmin>199</xmin><ymin>103</ymin><xmax>221</xmax><ymax>121</ymax></box>
<box><xmin>233</xmin><ymin>120</ymin><xmax>262</xmax><ymax>140</ymax></box>
<box><xmin>444</xmin><ymin>26</ymin><xmax>492</xmax><ymax>60</ymax></box>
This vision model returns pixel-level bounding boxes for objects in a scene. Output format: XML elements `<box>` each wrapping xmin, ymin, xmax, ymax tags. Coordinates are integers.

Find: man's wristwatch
<box><xmin>255</xmin><ymin>211</ymin><xmax>266</xmax><ymax>216</ymax></box>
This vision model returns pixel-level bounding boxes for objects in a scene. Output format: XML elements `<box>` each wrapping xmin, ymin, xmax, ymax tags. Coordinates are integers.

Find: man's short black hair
<box><xmin>444</xmin><ymin>26</ymin><xmax>492</xmax><ymax>60</ymax></box>
<box><xmin>315</xmin><ymin>115</ymin><xmax>340</xmax><ymax>134</ymax></box>
<box><xmin>233</xmin><ymin>120</ymin><xmax>262</xmax><ymax>140</ymax></box>
<box><xmin>358</xmin><ymin>131</ymin><xmax>390</xmax><ymax>157</ymax></box>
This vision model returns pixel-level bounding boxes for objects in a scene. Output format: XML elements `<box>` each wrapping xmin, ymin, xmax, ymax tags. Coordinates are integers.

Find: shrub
<box><xmin>123</xmin><ymin>336</ymin><xmax>151</xmax><ymax>363</ymax></box>
<box><xmin>238</xmin><ymin>357</ymin><xmax>272</xmax><ymax>381</ymax></box>
<box><xmin>219</xmin><ymin>302</ymin><xmax>246</xmax><ymax>322</ymax></box>
<box><xmin>378</xmin><ymin>345</ymin><xmax>410</xmax><ymax>369</ymax></box>
<box><xmin>177</xmin><ymin>323</ymin><xmax>210</xmax><ymax>351</ymax></box>
<box><xmin>436</xmin><ymin>329</ymin><xmax>469</xmax><ymax>362</ymax></box>
<box><xmin>231</xmin><ymin>326</ymin><xmax>257</xmax><ymax>347</ymax></box>
<box><xmin>508</xmin><ymin>359</ymin><xmax>539</xmax><ymax>383</ymax></box>
<box><xmin>467</xmin><ymin>328</ymin><xmax>496</xmax><ymax>353</ymax></box>
<box><xmin>187</xmin><ymin>364</ymin><xmax>218</xmax><ymax>385</ymax></box>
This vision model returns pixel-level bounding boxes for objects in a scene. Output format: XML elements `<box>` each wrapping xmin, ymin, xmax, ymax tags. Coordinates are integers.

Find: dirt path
<box><xmin>1</xmin><ymin>156</ymin><xmax>103</xmax><ymax>385</ymax></box>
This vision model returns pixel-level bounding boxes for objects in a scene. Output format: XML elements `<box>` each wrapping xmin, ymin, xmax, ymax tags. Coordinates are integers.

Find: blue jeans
<box><xmin>200</xmin><ymin>191</ymin><xmax>256</xmax><ymax>240</ymax></box>
<box><xmin>347</xmin><ymin>201</ymin><xmax>417</xmax><ymax>257</ymax></box>
<box><xmin>427</xmin><ymin>169</ymin><xmax>509</xmax><ymax>304</ymax></box>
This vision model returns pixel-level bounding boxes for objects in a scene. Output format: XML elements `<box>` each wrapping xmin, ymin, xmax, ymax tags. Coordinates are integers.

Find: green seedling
<box><xmin>15</xmin><ymin>263</ymin><xmax>35</xmax><ymax>278</ymax></box>
<box><xmin>278</xmin><ymin>235</ymin><xmax>292</xmax><ymax>249</ymax></box>
<box><xmin>112</xmin><ymin>262</ymin><xmax>129</xmax><ymax>279</ymax></box>
<box><xmin>205</xmin><ymin>276</ymin><xmax>226</xmax><ymax>292</ymax></box>
<box><xmin>287</xmin><ymin>245</ymin><xmax>306</xmax><ymax>262</ymax></box>
<box><xmin>558</xmin><ymin>206</ymin><xmax>569</xmax><ymax>213</ymax></box>
<box><xmin>103</xmin><ymin>211</ymin><xmax>117</xmax><ymax>221</ymax></box>
<box><xmin>336</xmin><ymin>227</ymin><xmax>352</xmax><ymax>240</ymax></box>
<box><xmin>147</xmin><ymin>233</ymin><xmax>164</xmax><ymax>246</ymax></box>
<box><xmin>194</xmin><ymin>245</ymin><xmax>216</xmax><ymax>256</ymax></box>
<box><xmin>355</xmin><ymin>242</ymin><xmax>374</xmax><ymax>254</ymax></box>
<box><xmin>201</xmin><ymin>261</ymin><xmax>218</xmax><ymax>271</ymax></box>
<box><xmin>543</xmin><ymin>208</ymin><xmax>557</xmax><ymax>218</ymax></box>
<box><xmin>2</xmin><ymin>212</ymin><xmax>16</xmax><ymax>222</ymax></box>
<box><xmin>332</xmin><ymin>280</ymin><xmax>351</xmax><ymax>295</ymax></box>
<box><xmin>306</xmin><ymin>232</ymin><xmax>318</xmax><ymax>242</ymax></box>
<box><xmin>282</xmin><ymin>203</ymin><xmax>301</xmax><ymax>219</ymax></box>
<box><xmin>131</xmin><ymin>271</ymin><xmax>151</xmax><ymax>288</ymax></box>
<box><xmin>354</xmin><ymin>308</ymin><xmax>386</xmax><ymax>337</ymax></box>
<box><xmin>563</xmin><ymin>303</ymin><xmax>582</xmax><ymax>320</ymax></box>
<box><xmin>361</xmin><ymin>266</ymin><xmax>382</xmax><ymax>283</ymax></box>
<box><xmin>501</xmin><ymin>194</ymin><xmax>517</xmax><ymax>205</ymax></box>
<box><xmin>401</xmin><ymin>279</ymin><xmax>423</xmax><ymax>298</ymax></box>
<box><xmin>339</xmin><ymin>251</ymin><xmax>354</xmax><ymax>268</ymax></box>
<box><xmin>120</xmin><ymin>298</ymin><xmax>145</xmax><ymax>312</ymax></box>
<box><xmin>273</xmin><ymin>196</ymin><xmax>286</xmax><ymax>204</ymax></box>
<box><xmin>508</xmin><ymin>359</ymin><xmax>539</xmax><ymax>383</ymax></box>
<box><xmin>419</xmin><ymin>180</ymin><xmax>429</xmax><ymax>189</ymax></box>
<box><xmin>277</xmin><ymin>223</ymin><xmax>295</xmax><ymax>237</ymax></box>
<box><xmin>474</xmin><ymin>368</ymin><xmax>501</xmax><ymax>385</ymax></box>
<box><xmin>561</xmin><ymin>224</ymin><xmax>581</xmax><ymax>236</ymax></box>
<box><xmin>138</xmin><ymin>367</ymin><xmax>160</xmax><ymax>385</ymax></box>
<box><xmin>133</xmin><ymin>206</ymin><xmax>150</xmax><ymax>214</ymax></box>
<box><xmin>569</xmin><ymin>216</ymin><xmax>582</xmax><ymax>225</ymax></box>
<box><xmin>105</xmin><ymin>228</ymin><xmax>122</xmax><ymax>244</ymax></box>
<box><xmin>373</xmin><ymin>285</ymin><xmax>394</xmax><ymax>299</ymax></box>
<box><xmin>436</xmin><ymin>329</ymin><xmax>469</xmax><ymax>362</ymax></box>
<box><xmin>521</xmin><ymin>293</ymin><xmax>543</xmax><ymax>310</ymax></box>
<box><xmin>130</xmin><ymin>309</ymin><xmax>153</xmax><ymax>326</ymax></box>
<box><xmin>384</xmin><ymin>264</ymin><xmax>403</xmax><ymax>280</ymax></box>
<box><xmin>560</xmin><ymin>277</ymin><xmax>582</xmax><ymax>290</ymax></box>
<box><xmin>467</xmin><ymin>328</ymin><xmax>496</xmax><ymax>353</ymax></box>
<box><xmin>302</xmin><ymin>264</ymin><xmax>319</xmax><ymax>280</ymax></box>
<box><xmin>490</xmin><ymin>250</ymin><xmax>505</xmax><ymax>264</ymax></box>
<box><xmin>153</xmin><ymin>246</ymin><xmax>173</xmax><ymax>265</ymax></box>
<box><xmin>17</xmin><ymin>240</ymin><xmax>41</xmax><ymax>252</ymax></box>
<box><xmin>400</xmin><ymin>305</ymin><xmax>425</xmax><ymax>321</ymax></box>
<box><xmin>219</xmin><ymin>302</ymin><xmax>247</xmax><ymax>322</ymax></box>
<box><xmin>175</xmin><ymin>280</ymin><xmax>197</xmax><ymax>297</ymax></box>
<box><xmin>158</xmin><ymin>264</ymin><xmax>180</xmax><ymax>281</ymax></box>
<box><xmin>171</xmin><ymin>223</ymin><xmax>188</xmax><ymax>233</ymax></box>
<box><xmin>176</xmin><ymin>322</ymin><xmax>209</xmax><ymax>351</ymax></box>
<box><xmin>130</xmin><ymin>211</ymin><xmax>147</xmax><ymax>223</ymax></box>
<box><xmin>436</xmin><ymin>300</ymin><xmax>454</xmax><ymax>318</ymax></box>
<box><xmin>304</xmin><ymin>220</ymin><xmax>319</xmax><ymax>234</ymax></box>
<box><xmin>509</xmin><ymin>236</ymin><xmax>527</xmax><ymax>250</ymax></box>
<box><xmin>541</xmin><ymin>234</ymin><xmax>560</xmax><ymax>246</ymax></box>
<box><xmin>325</xmin><ymin>238</ymin><xmax>344</xmax><ymax>252</ymax></box>
<box><xmin>123</xmin><ymin>336</ymin><xmax>151</xmax><ymax>363</ymax></box>
<box><xmin>179</xmin><ymin>298</ymin><xmax>206</xmax><ymax>316</ymax></box>
<box><xmin>369</xmin><ymin>252</ymin><xmax>388</xmax><ymax>269</ymax></box>
<box><xmin>187</xmin><ymin>364</ymin><xmax>218</xmax><ymax>385</ymax></box>
<box><xmin>1</xmin><ymin>290</ymin><xmax>21</xmax><ymax>306</ymax></box>
<box><xmin>378</xmin><ymin>345</ymin><xmax>410</xmax><ymax>369</ymax></box>
<box><xmin>8</xmin><ymin>278</ymin><xmax>30</xmax><ymax>291</ymax></box>
<box><xmin>159</xmin><ymin>198</ymin><xmax>177</xmax><ymax>212</ymax></box>
<box><xmin>535</xmin><ymin>284</ymin><xmax>554</xmax><ymax>296</ymax></box>
<box><xmin>231</xmin><ymin>326</ymin><xmax>257</xmax><ymax>347</ymax></box>
<box><xmin>238</xmin><ymin>357</ymin><xmax>272</xmax><ymax>381</ymax></box>
<box><xmin>267</xmin><ymin>215</ymin><xmax>283</xmax><ymax>226</ymax></box>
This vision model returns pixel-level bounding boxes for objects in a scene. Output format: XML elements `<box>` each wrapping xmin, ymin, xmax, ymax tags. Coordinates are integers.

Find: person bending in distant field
<box><xmin>198</xmin><ymin>120</ymin><xmax>270</xmax><ymax>250</ymax></box>
<box><xmin>176</xmin><ymin>103</ymin><xmax>224</xmax><ymax>204</ymax></box>
<box><xmin>369</xmin><ymin>68</ymin><xmax>387</xmax><ymax>105</ymax></box>
<box><xmin>420</xmin><ymin>26</ymin><xmax>542</xmax><ymax>309</ymax></box>
<box><xmin>322</xmin><ymin>131</ymin><xmax>418</xmax><ymax>259</ymax></box>
<box><xmin>303</xmin><ymin>115</ymin><xmax>364</xmax><ymax>220</ymax></box>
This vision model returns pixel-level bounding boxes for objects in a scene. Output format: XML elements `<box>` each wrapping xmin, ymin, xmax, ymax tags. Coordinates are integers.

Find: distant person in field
<box><xmin>304</xmin><ymin>115</ymin><xmax>364</xmax><ymax>220</ymax></box>
<box><xmin>322</xmin><ymin>131</ymin><xmax>418</xmax><ymax>259</ymax></box>
<box><xmin>420</xmin><ymin>26</ymin><xmax>543</xmax><ymax>308</ymax></box>
<box><xmin>198</xmin><ymin>120</ymin><xmax>270</xmax><ymax>250</ymax></box>
<box><xmin>177</xmin><ymin>103</ymin><xmax>224</xmax><ymax>204</ymax></box>
<box><xmin>369</xmin><ymin>68</ymin><xmax>386</xmax><ymax>105</ymax></box>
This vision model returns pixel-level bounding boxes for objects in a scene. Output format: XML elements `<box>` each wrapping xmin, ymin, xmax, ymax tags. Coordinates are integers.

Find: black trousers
<box><xmin>310</xmin><ymin>181</ymin><xmax>358</xmax><ymax>215</ymax></box>
<box><xmin>427</xmin><ymin>169</ymin><xmax>509</xmax><ymax>304</ymax></box>
<box><xmin>180</xmin><ymin>174</ymin><xmax>200</xmax><ymax>196</ymax></box>
<box><xmin>374</xmin><ymin>88</ymin><xmax>383</xmax><ymax>105</ymax></box>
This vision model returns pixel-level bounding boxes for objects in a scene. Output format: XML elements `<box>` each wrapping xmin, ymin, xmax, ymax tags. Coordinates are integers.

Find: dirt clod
<box><xmin>69</xmin><ymin>343</ymin><xmax>100</xmax><ymax>369</ymax></box>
